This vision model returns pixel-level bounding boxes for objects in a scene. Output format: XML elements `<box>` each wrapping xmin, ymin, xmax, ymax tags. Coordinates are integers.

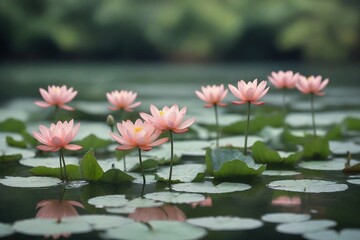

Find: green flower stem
<box><xmin>244</xmin><ymin>102</ymin><xmax>251</xmax><ymax>156</ymax></box>
<box><xmin>54</xmin><ymin>106</ymin><xmax>59</xmax><ymax>122</ymax></box>
<box><xmin>60</xmin><ymin>149</ymin><xmax>68</xmax><ymax>182</ymax></box>
<box><xmin>168</xmin><ymin>130</ymin><xmax>174</xmax><ymax>184</ymax></box>
<box><xmin>310</xmin><ymin>93</ymin><xmax>317</xmax><ymax>138</ymax></box>
<box><xmin>282</xmin><ymin>88</ymin><xmax>287</xmax><ymax>128</ymax></box>
<box><xmin>138</xmin><ymin>148</ymin><xmax>146</xmax><ymax>184</ymax></box>
<box><xmin>58</xmin><ymin>150</ymin><xmax>64</xmax><ymax>180</ymax></box>
<box><xmin>214</xmin><ymin>104</ymin><xmax>220</xmax><ymax>148</ymax></box>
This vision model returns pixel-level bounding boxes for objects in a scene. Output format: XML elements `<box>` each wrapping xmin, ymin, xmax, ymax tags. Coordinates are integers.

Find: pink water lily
<box><xmin>111</xmin><ymin>119</ymin><xmax>168</xmax><ymax>184</ymax></box>
<box><xmin>110</xmin><ymin>119</ymin><xmax>168</xmax><ymax>151</ymax></box>
<box><xmin>140</xmin><ymin>104</ymin><xmax>195</xmax><ymax>184</ymax></box>
<box><xmin>106</xmin><ymin>90</ymin><xmax>141</xmax><ymax>112</ymax></box>
<box><xmin>268</xmin><ymin>70</ymin><xmax>301</xmax><ymax>89</ymax></box>
<box><xmin>195</xmin><ymin>84</ymin><xmax>228</xmax><ymax>108</ymax></box>
<box><xmin>140</xmin><ymin>104</ymin><xmax>195</xmax><ymax>134</ymax></box>
<box><xmin>35</xmin><ymin>85</ymin><xmax>77</xmax><ymax>111</ymax></box>
<box><xmin>33</xmin><ymin>120</ymin><xmax>82</xmax><ymax>181</ymax></box>
<box><xmin>33</xmin><ymin>120</ymin><xmax>82</xmax><ymax>152</ymax></box>
<box><xmin>228</xmin><ymin>79</ymin><xmax>269</xmax><ymax>155</ymax></box>
<box><xmin>296</xmin><ymin>75</ymin><xmax>329</xmax><ymax>96</ymax></box>
<box><xmin>228</xmin><ymin>79</ymin><xmax>269</xmax><ymax>105</ymax></box>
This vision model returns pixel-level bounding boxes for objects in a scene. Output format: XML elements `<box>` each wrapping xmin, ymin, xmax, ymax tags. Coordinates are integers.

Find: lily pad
<box><xmin>101</xmin><ymin>220</ymin><xmax>207</xmax><ymax>240</ymax></box>
<box><xmin>31</xmin><ymin>164</ymin><xmax>82</xmax><ymax>180</ymax></box>
<box><xmin>155</xmin><ymin>164</ymin><xmax>206</xmax><ymax>183</ymax></box>
<box><xmin>299</xmin><ymin>158</ymin><xmax>360</xmax><ymax>171</ymax></box>
<box><xmin>12</xmin><ymin>217</ymin><xmax>92</xmax><ymax>236</ymax></box>
<box><xmin>303</xmin><ymin>228</ymin><xmax>360</xmax><ymax>240</ymax></box>
<box><xmin>0</xmin><ymin>223</ymin><xmax>14</xmax><ymax>238</ymax></box>
<box><xmin>88</xmin><ymin>195</ymin><xmax>128</xmax><ymax>208</ymax></box>
<box><xmin>262</xmin><ymin>170</ymin><xmax>301</xmax><ymax>176</ymax></box>
<box><xmin>172</xmin><ymin>181</ymin><xmax>251</xmax><ymax>193</ymax></box>
<box><xmin>106</xmin><ymin>198</ymin><xmax>164</xmax><ymax>214</ymax></box>
<box><xmin>0</xmin><ymin>118</ymin><xmax>26</xmax><ymax>133</ymax></box>
<box><xmin>276</xmin><ymin>220</ymin><xmax>337</xmax><ymax>235</ymax></box>
<box><xmin>261</xmin><ymin>213</ymin><xmax>311</xmax><ymax>223</ymax></box>
<box><xmin>267</xmin><ymin>179</ymin><xmax>348</xmax><ymax>193</ymax></box>
<box><xmin>187</xmin><ymin>216</ymin><xmax>263</xmax><ymax>231</ymax></box>
<box><xmin>144</xmin><ymin>192</ymin><xmax>205</xmax><ymax>204</ymax></box>
<box><xmin>0</xmin><ymin>176</ymin><xmax>60</xmax><ymax>188</ymax></box>
<box><xmin>329</xmin><ymin>141</ymin><xmax>360</xmax><ymax>155</ymax></box>
<box><xmin>78</xmin><ymin>215</ymin><xmax>133</xmax><ymax>230</ymax></box>
<box><xmin>347</xmin><ymin>179</ymin><xmax>360</xmax><ymax>185</ymax></box>
<box><xmin>252</xmin><ymin>141</ymin><xmax>302</xmax><ymax>165</ymax></box>
<box><xmin>206</xmin><ymin>148</ymin><xmax>266</xmax><ymax>179</ymax></box>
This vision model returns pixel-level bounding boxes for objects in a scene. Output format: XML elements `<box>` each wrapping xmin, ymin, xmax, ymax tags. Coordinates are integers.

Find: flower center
<box><xmin>134</xmin><ymin>126</ymin><xmax>143</xmax><ymax>133</ymax></box>
<box><xmin>159</xmin><ymin>111</ymin><xmax>165</xmax><ymax>116</ymax></box>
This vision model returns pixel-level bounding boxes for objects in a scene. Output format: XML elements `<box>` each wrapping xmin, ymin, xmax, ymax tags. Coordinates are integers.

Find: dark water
<box><xmin>0</xmin><ymin>63</ymin><xmax>360</xmax><ymax>240</ymax></box>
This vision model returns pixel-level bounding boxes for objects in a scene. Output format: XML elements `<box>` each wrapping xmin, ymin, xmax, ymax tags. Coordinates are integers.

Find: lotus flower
<box><xmin>228</xmin><ymin>79</ymin><xmax>269</xmax><ymax>105</ymax></box>
<box><xmin>35</xmin><ymin>85</ymin><xmax>77</xmax><ymax>111</ymax></box>
<box><xmin>296</xmin><ymin>75</ymin><xmax>329</xmax><ymax>96</ymax></box>
<box><xmin>228</xmin><ymin>79</ymin><xmax>269</xmax><ymax>155</ymax></box>
<box><xmin>129</xmin><ymin>205</ymin><xmax>186</xmax><ymax>222</ymax></box>
<box><xmin>140</xmin><ymin>104</ymin><xmax>195</xmax><ymax>183</ymax></box>
<box><xmin>33</xmin><ymin>120</ymin><xmax>82</xmax><ymax>152</ymax></box>
<box><xmin>33</xmin><ymin>120</ymin><xmax>82</xmax><ymax>181</ymax></box>
<box><xmin>110</xmin><ymin>119</ymin><xmax>168</xmax><ymax>151</ymax></box>
<box><xmin>140</xmin><ymin>104</ymin><xmax>195</xmax><ymax>134</ymax></box>
<box><xmin>196</xmin><ymin>85</ymin><xmax>227</xmax><ymax>147</ymax></box>
<box><xmin>268</xmin><ymin>70</ymin><xmax>301</xmax><ymax>89</ymax></box>
<box><xmin>195</xmin><ymin>84</ymin><xmax>228</xmax><ymax>108</ymax></box>
<box><xmin>111</xmin><ymin>119</ymin><xmax>168</xmax><ymax>184</ymax></box>
<box><xmin>106</xmin><ymin>90</ymin><xmax>141</xmax><ymax>112</ymax></box>
<box><xmin>36</xmin><ymin>199</ymin><xmax>84</xmax><ymax>239</ymax></box>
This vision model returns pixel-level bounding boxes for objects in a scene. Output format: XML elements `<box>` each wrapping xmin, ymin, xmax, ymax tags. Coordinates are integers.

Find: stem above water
<box><xmin>244</xmin><ymin>102</ymin><xmax>251</xmax><ymax>156</ymax></box>
<box><xmin>214</xmin><ymin>104</ymin><xmax>220</xmax><ymax>148</ymax></box>
<box><xmin>310</xmin><ymin>93</ymin><xmax>317</xmax><ymax>138</ymax></box>
<box><xmin>138</xmin><ymin>148</ymin><xmax>146</xmax><ymax>184</ymax></box>
<box><xmin>168</xmin><ymin>130</ymin><xmax>174</xmax><ymax>185</ymax></box>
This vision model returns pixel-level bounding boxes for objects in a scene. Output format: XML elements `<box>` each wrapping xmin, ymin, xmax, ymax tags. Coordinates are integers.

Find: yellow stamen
<box><xmin>134</xmin><ymin>126</ymin><xmax>143</xmax><ymax>133</ymax></box>
<box><xmin>159</xmin><ymin>111</ymin><xmax>165</xmax><ymax>116</ymax></box>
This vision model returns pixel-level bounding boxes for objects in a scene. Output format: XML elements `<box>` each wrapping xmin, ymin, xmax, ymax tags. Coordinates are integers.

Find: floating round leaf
<box><xmin>0</xmin><ymin>176</ymin><xmax>60</xmax><ymax>188</ymax></box>
<box><xmin>13</xmin><ymin>217</ymin><xmax>92</xmax><ymax>236</ymax></box>
<box><xmin>261</xmin><ymin>213</ymin><xmax>311</xmax><ymax>223</ymax></box>
<box><xmin>144</xmin><ymin>192</ymin><xmax>205</xmax><ymax>204</ymax></box>
<box><xmin>347</xmin><ymin>179</ymin><xmax>360</xmax><ymax>185</ymax></box>
<box><xmin>155</xmin><ymin>164</ymin><xmax>206</xmax><ymax>183</ymax></box>
<box><xmin>187</xmin><ymin>216</ymin><xmax>263</xmax><ymax>231</ymax></box>
<box><xmin>329</xmin><ymin>141</ymin><xmax>360</xmax><ymax>155</ymax></box>
<box><xmin>262</xmin><ymin>170</ymin><xmax>301</xmax><ymax>176</ymax></box>
<box><xmin>267</xmin><ymin>179</ymin><xmax>348</xmax><ymax>193</ymax></box>
<box><xmin>276</xmin><ymin>220</ymin><xmax>337</xmax><ymax>235</ymax></box>
<box><xmin>20</xmin><ymin>157</ymin><xmax>79</xmax><ymax>168</ymax></box>
<box><xmin>77</xmin><ymin>215</ymin><xmax>133</xmax><ymax>230</ymax></box>
<box><xmin>0</xmin><ymin>223</ymin><xmax>14</xmax><ymax>238</ymax></box>
<box><xmin>101</xmin><ymin>220</ymin><xmax>207</xmax><ymax>240</ymax></box>
<box><xmin>299</xmin><ymin>158</ymin><xmax>360</xmax><ymax>171</ymax></box>
<box><xmin>88</xmin><ymin>195</ymin><xmax>128</xmax><ymax>208</ymax></box>
<box><xmin>303</xmin><ymin>228</ymin><xmax>360</xmax><ymax>240</ymax></box>
<box><xmin>172</xmin><ymin>181</ymin><xmax>251</xmax><ymax>193</ymax></box>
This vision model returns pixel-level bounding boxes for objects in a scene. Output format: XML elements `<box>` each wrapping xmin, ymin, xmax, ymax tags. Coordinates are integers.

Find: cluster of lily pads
<box><xmin>1</xmin><ymin>70</ymin><xmax>360</xmax><ymax>239</ymax></box>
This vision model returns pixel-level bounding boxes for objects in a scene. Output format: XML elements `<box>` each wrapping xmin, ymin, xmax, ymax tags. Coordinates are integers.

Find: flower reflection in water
<box><xmin>129</xmin><ymin>205</ymin><xmax>186</xmax><ymax>223</ymax></box>
<box><xmin>35</xmin><ymin>199</ymin><xmax>84</xmax><ymax>239</ymax></box>
<box><xmin>272</xmin><ymin>196</ymin><xmax>301</xmax><ymax>208</ymax></box>
<box><xmin>191</xmin><ymin>197</ymin><xmax>212</xmax><ymax>208</ymax></box>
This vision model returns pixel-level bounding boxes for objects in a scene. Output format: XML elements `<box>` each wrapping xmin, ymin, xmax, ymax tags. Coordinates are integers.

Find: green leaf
<box><xmin>343</xmin><ymin>163</ymin><xmax>360</xmax><ymax>173</ymax></box>
<box><xmin>74</xmin><ymin>134</ymin><xmax>112</xmax><ymax>151</ymax></box>
<box><xmin>206</xmin><ymin>148</ymin><xmax>266</xmax><ymax>179</ymax></box>
<box><xmin>252</xmin><ymin>141</ymin><xmax>302</xmax><ymax>165</ymax></box>
<box><xmin>344</xmin><ymin>117</ymin><xmax>360</xmax><ymax>131</ymax></box>
<box><xmin>0</xmin><ymin>154</ymin><xmax>22</xmax><ymax>163</ymax></box>
<box><xmin>79</xmin><ymin>149</ymin><xmax>104</xmax><ymax>181</ymax></box>
<box><xmin>6</xmin><ymin>136</ymin><xmax>27</xmax><ymax>148</ymax></box>
<box><xmin>128</xmin><ymin>159</ymin><xmax>158</xmax><ymax>172</ymax></box>
<box><xmin>324</xmin><ymin>125</ymin><xmax>343</xmax><ymax>140</ymax></box>
<box><xmin>302</xmin><ymin>136</ymin><xmax>331</xmax><ymax>159</ymax></box>
<box><xmin>0</xmin><ymin>118</ymin><xmax>26</xmax><ymax>133</ymax></box>
<box><xmin>99</xmin><ymin>168</ymin><xmax>135</xmax><ymax>184</ymax></box>
<box><xmin>30</xmin><ymin>164</ymin><xmax>82</xmax><ymax>180</ymax></box>
<box><xmin>155</xmin><ymin>164</ymin><xmax>206</xmax><ymax>183</ymax></box>
<box><xmin>20</xmin><ymin>131</ymin><xmax>38</xmax><ymax>147</ymax></box>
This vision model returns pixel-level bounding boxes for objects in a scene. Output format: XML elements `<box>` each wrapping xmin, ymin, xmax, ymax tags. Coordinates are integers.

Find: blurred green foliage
<box><xmin>0</xmin><ymin>0</ymin><xmax>359</xmax><ymax>61</ymax></box>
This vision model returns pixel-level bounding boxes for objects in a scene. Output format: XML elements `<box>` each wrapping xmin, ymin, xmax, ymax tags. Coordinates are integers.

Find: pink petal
<box><xmin>64</xmin><ymin>144</ymin><xmax>83</xmax><ymax>151</ymax></box>
<box><xmin>35</xmin><ymin>101</ymin><xmax>52</xmax><ymax>108</ymax></box>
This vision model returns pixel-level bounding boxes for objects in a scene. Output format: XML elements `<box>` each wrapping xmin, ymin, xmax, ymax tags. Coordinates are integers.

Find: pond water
<box><xmin>0</xmin><ymin>63</ymin><xmax>360</xmax><ymax>240</ymax></box>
